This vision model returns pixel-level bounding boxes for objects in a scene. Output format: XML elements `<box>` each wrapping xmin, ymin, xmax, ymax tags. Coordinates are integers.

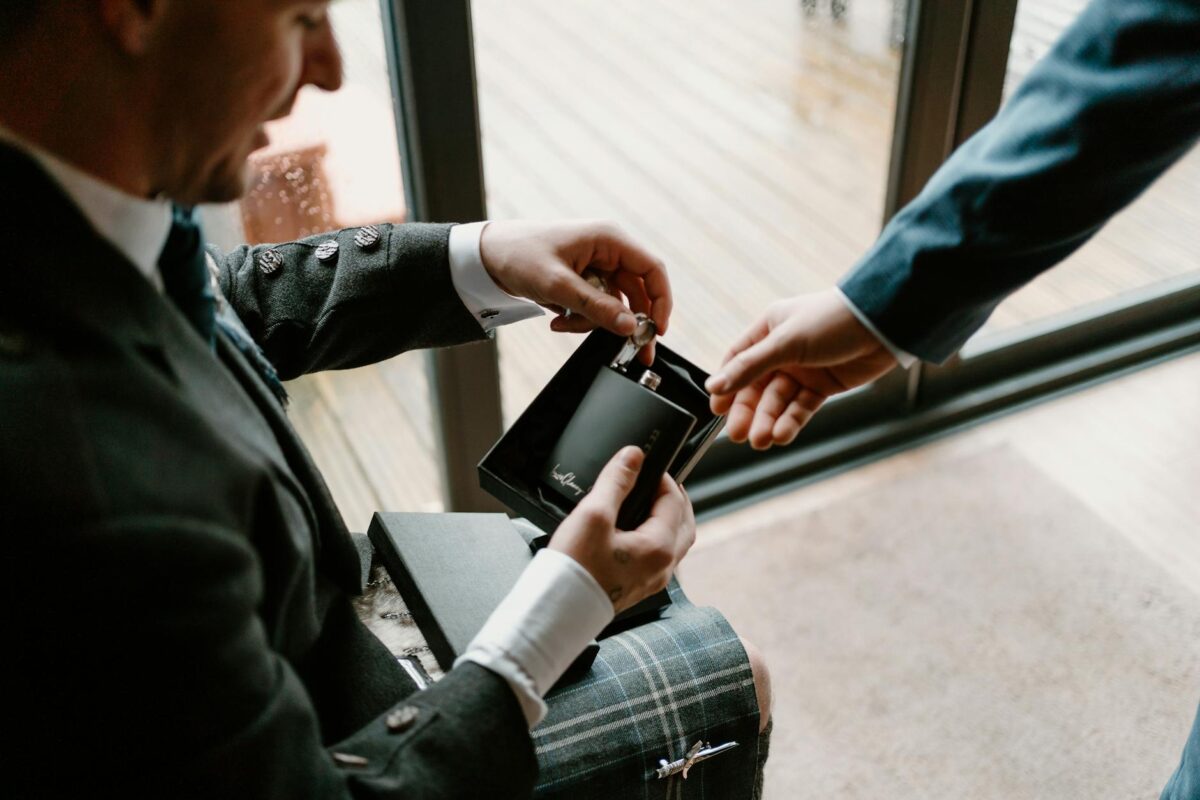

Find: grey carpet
<box><xmin>682</xmin><ymin>445</ymin><xmax>1200</xmax><ymax>799</ymax></box>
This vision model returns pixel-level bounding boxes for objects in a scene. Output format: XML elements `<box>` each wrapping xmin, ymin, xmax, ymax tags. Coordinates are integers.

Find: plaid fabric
<box><xmin>533</xmin><ymin>580</ymin><xmax>762</xmax><ymax>799</ymax></box>
<box><xmin>358</xmin><ymin>562</ymin><xmax>763</xmax><ymax>798</ymax></box>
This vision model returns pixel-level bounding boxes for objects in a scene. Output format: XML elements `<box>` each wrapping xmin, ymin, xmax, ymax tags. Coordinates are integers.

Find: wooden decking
<box><xmin>282</xmin><ymin>0</ymin><xmax>1199</xmax><ymax>527</ymax></box>
<box><xmin>474</xmin><ymin>0</ymin><xmax>904</xmax><ymax>415</ymax></box>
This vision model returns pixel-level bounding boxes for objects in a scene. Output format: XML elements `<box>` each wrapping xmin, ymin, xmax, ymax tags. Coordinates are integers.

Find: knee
<box><xmin>739</xmin><ymin>637</ymin><xmax>772</xmax><ymax>733</ymax></box>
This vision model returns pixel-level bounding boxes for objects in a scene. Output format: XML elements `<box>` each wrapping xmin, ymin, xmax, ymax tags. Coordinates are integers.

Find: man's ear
<box><xmin>98</xmin><ymin>0</ymin><xmax>167</xmax><ymax>55</ymax></box>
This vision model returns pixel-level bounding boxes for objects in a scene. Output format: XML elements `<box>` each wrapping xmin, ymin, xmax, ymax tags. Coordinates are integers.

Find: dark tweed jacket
<box><xmin>0</xmin><ymin>145</ymin><xmax>535</xmax><ymax>799</ymax></box>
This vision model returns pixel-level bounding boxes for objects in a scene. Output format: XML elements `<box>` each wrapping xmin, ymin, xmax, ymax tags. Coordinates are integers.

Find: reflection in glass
<box><xmin>473</xmin><ymin>0</ymin><xmax>905</xmax><ymax>422</ymax></box>
<box><xmin>217</xmin><ymin>0</ymin><xmax>443</xmax><ymax>525</ymax></box>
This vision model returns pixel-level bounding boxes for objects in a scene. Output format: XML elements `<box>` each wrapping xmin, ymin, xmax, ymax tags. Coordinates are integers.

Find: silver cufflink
<box><xmin>655</xmin><ymin>740</ymin><xmax>739</xmax><ymax>780</ymax></box>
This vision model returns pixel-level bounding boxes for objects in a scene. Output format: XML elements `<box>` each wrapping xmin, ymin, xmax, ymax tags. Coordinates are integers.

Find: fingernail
<box><xmin>616</xmin><ymin>312</ymin><xmax>636</xmax><ymax>331</ymax></box>
<box><xmin>621</xmin><ymin>445</ymin><xmax>644</xmax><ymax>466</ymax></box>
<box><xmin>705</xmin><ymin>375</ymin><xmax>726</xmax><ymax>393</ymax></box>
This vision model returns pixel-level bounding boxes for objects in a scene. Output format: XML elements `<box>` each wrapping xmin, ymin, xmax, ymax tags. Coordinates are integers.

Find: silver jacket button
<box><xmin>332</xmin><ymin>752</ymin><xmax>370</xmax><ymax>768</ymax></box>
<box><xmin>386</xmin><ymin>705</ymin><xmax>420</xmax><ymax>733</ymax></box>
<box><xmin>354</xmin><ymin>225</ymin><xmax>381</xmax><ymax>251</ymax></box>
<box><xmin>257</xmin><ymin>249</ymin><xmax>283</xmax><ymax>276</ymax></box>
<box><xmin>315</xmin><ymin>239</ymin><xmax>340</xmax><ymax>263</ymax></box>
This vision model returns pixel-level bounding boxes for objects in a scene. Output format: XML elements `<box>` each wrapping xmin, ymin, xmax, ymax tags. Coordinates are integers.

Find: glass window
<box><xmin>203</xmin><ymin>0</ymin><xmax>443</xmax><ymax>527</ymax></box>
<box><xmin>472</xmin><ymin>0</ymin><xmax>908</xmax><ymax>421</ymax></box>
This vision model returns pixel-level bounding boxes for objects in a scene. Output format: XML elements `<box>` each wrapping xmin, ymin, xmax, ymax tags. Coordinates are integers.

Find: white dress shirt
<box><xmin>447</xmin><ymin>221</ymin><xmax>546</xmax><ymax>331</ymax></box>
<box><xmin>2</xmin><ymin>129</ymin><xmax>611</xmax><ymax>727</ymax></box>
<box><xmin>0</xmin><ymin>130</ymin><xmax>174</xmax><ymax>290</ymax></box>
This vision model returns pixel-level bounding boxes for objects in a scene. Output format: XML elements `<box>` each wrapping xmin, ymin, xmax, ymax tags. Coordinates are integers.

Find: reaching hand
<box><xmin>704</xmin><ymin>289</ymin><xmax>900</xmax><ymax>449</ymax></box>
<box><xmin>549</xmin><ymin>447</ymin><xmax>695</xmax><ymax>613</ymax></box>
<box><xmin>479</xmin><ymin>220</ymin><xmax>671</xmax><ymax>364</ymax></box>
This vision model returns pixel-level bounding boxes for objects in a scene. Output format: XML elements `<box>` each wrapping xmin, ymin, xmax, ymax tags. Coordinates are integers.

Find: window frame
<box><xmin>381</xmin><ymin>0</ymin><xmax>1200</xmax><ymax>515</ymax></box>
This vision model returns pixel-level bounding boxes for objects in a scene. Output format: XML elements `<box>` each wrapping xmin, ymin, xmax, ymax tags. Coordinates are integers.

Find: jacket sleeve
<box><xmin>212</xmin><ymin>222</ymin><xmax>489</xmax><ymax>381</ymax></box>
<box><xmin>840</xmin><ymin>0</ymin><xmax>1200</xmax><ymax>363</ymax></box>
<box><xmin>9</xmin><ymin>517</ymin><xmax>536</xmax><ymax>800</ymax></box>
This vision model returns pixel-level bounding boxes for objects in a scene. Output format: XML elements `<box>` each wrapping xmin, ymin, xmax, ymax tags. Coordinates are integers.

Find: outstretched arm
<box><xmin>708</xmin><ymin>0</ymin><xmax>1200</xmax><ymax>447</ymax></box>
<box><xmin>841</xmin><ymin>0</ymin><xmax>1200</xmax><ymax>362</ymax></box>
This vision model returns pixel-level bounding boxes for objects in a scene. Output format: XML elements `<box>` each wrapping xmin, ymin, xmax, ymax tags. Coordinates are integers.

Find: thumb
<box><xmin>557</xmin><ymin>272</ymin><xmax>638</xmax><ymax>336</ymax></box>
<box><xmin>705</xmin><ymin>330</ymin><xmax>793</xmax><ymax>395</ymax></box>
<box><xmin>582</xmin><ymin>446</ymin><xmax>645</xmax><ymax>518</ymax></box>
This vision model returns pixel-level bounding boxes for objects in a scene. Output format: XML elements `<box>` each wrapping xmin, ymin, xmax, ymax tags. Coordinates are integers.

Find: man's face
<box><xmin>148</xmin><ymin>0</ymin><xmax>342</xmax><ymax>204</ymax></box>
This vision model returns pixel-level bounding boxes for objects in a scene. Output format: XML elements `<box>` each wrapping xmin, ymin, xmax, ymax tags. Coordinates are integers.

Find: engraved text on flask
<box><xmin>549</xmin><ymin>370</ymin><xmax>663</xmax><ymax>497</ymax></box>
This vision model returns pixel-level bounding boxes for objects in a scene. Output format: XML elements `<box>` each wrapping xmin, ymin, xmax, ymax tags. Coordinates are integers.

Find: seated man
<box><xmin>0</xmin><ymin>1</ymin><xmax>770</xmax><ymax>797</ymax></box>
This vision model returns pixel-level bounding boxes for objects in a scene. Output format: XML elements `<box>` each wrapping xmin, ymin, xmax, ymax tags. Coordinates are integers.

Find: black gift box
<box><xmin>369</xmin><ymin>512</ymin><xmax>529</xmax><ymax>670</ymax></box>
<box><xmin>369</xmin><ymin>329</ymin><xmax>724</xmax><ymax>683</ymax></box>
<box><xmin>368</xmin><ymin>511</ymin><xmax>600</xmax><ymax>681</ymax></box>
<box><xmin>478</xmin><ymin>328</ymin><xmax>726</xmax><ymax>619</ymax></box>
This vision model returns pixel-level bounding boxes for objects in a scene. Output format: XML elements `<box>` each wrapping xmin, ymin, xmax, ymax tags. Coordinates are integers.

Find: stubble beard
<box><xmin>177</xmin><ymin>156</ymin><xmax>253</xmax><ymax>206</ymax></box>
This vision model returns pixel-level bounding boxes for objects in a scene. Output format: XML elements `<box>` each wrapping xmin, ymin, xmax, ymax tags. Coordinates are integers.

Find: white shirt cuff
<box><xmin>448</xmin><ymin>221</ymin><xmax>545</xmax><ymax>332</ymax></box>
<box><xmin>835</xmin><ymin>287</ymin><xmax>918</xmax><ymax>368</ymax></box>
<box><xmin>455</xmin><ymin>548</ymin><xmax>614</xmax><ymax>727</ymax></box>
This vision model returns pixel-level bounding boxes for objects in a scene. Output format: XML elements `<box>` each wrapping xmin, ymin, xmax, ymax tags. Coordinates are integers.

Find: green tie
<box><xmin>158</xmin><ymin>205</ymin><xmax>216</xmax><ymax>348</ymax></box>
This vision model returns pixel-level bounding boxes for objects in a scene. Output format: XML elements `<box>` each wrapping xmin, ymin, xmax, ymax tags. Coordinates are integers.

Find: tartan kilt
<box><xmin>358</xmin><ymin>555</ymin><xmax>761</xmax><ymax>799</ymax></box>
<box><xmin>533</xmin><ymin>580</ymin><xmax>761</xmax><ymax>799</ymax></box>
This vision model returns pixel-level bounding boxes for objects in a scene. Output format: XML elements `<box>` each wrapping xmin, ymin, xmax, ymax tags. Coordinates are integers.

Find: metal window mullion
<box><xmin>381</xmin><ymin>0</ymin><xmax>506</xmax><ymax>512</ymax></box>
<box><xmin>883</xmin><ymin>0</ymin><xmax>1018</xmax><ymax>411</ymax></box>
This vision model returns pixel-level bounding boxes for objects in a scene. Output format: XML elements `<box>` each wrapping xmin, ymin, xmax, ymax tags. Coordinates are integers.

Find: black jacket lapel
<box><xmin>0</xmin><ymin>145</ymin><xmax>357</xmax><ymax>579</ymax></box>
<box><xmin>216</xmin><ymin>333</ymin><xmax>364</xmax><ymax>590</ymax></box>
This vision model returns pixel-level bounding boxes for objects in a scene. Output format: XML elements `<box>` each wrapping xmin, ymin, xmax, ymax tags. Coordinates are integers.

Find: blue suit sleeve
<box><xmin>840</xmin><ymin>0</ymin><xmax>1200</xmax><ymax>363</ymax></box>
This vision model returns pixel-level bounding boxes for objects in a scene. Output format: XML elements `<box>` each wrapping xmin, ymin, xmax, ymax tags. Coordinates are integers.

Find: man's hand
<box><xmin>549</xmin><ymin>447</ymin><xmax>694</xmax><ymax>614</ymax></box>
<box><xmin>705</xmin><ymin>289</ymin><xmax>900</xmax><ymax>449</ymax></box>
<box><xmin>479</xmin><ymin>220</ymin><xmax>671</xmax><ymax>364</ymax></box>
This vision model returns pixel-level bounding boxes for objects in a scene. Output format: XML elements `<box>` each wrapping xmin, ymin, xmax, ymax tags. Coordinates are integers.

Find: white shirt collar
<box><xmin>0</xmin><ymin>126</ymin><xmax>172</xmax><ymax>291</ymax></box>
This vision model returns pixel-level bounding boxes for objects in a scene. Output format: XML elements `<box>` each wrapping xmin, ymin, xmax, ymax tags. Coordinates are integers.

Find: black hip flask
<box><xmin>541</xmin><ymin>365</ymin><xmax>697</xmax><ymax>530</ymax></box>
